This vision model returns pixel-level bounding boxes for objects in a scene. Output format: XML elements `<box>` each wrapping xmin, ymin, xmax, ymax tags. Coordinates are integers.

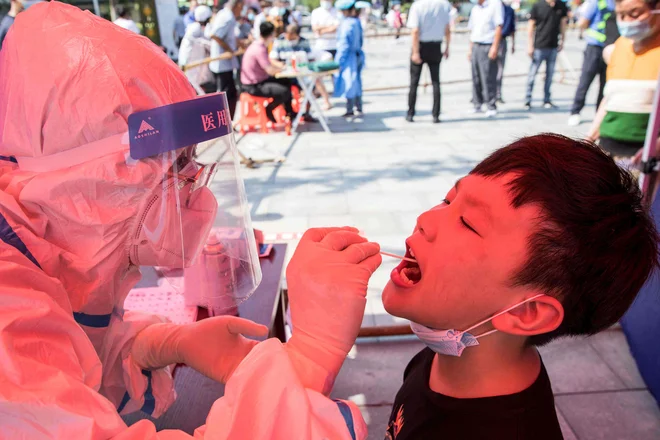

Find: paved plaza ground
<box><xmin>233</xmin><ymin>28</ymin><xmax>660</xmax><ymax>439</ymax></box>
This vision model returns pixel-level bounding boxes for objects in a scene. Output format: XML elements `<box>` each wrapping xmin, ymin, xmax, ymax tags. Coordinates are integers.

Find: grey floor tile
<box><xmin>556</xmin><ymin>390</ymin><xmax>660</xmax><ymax>440</ymax></box>
<box><xmin>556</xmin><ymin>406</ymin><xmax>579</xmax><ymax>440</ymax></box>
<box><xmin>332</xmin><ymin>339</ymin><xmax>426</xmax><ymax>406</ymax></box>
<box><xmin>306</xmin><ymin>214</ymin><xmax>357</xmax><ymax>229</ymax></box>
<box><xmin>588</xmin><ymin>330</ymin><xmax>647</xmax><ymax>389</ymax></box>
<box><xmin>362</xmin><ymin>405</ymin><xmax>394</xmax><ymax>440</ymax></box>
<box><xmin>539</xmin><ymin>337</ymin><xmax>626</xmax><ymax>394</ymax></box>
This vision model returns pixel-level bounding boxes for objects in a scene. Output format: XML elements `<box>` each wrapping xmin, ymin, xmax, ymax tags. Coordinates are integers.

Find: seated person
<box><xmin>270</xmin><ymin>23</ymin><xmax>332</xmax><ymax>112</ymax></box>
<box><xmin>241</xmin><ymin>21</ymin><xmax>295</xmax><ymax>123</ymax></box>
<box><xmin>269</xmin><ymin>22</ymin><xmax>312</xmax><ymax>60</ymax></box>
<box><xmin>370</xmin><ymin>134</ymin><xmax>656</xmax><ymax>439</ymax></box>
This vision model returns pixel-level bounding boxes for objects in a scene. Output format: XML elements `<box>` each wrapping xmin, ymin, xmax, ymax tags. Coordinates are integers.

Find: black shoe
<box><xmin>524</xmin><ymin>102</ymin><xmax>532</xmax><ymax>111</ymax></box>
<box><xmin>433</xmin><ymin>117</ymin><xmax>441</xmax><ymax>123</ymax></box>
<box><xmin>497</xmin><ymin>97</ymin><xmax>505</xmax><ymax>104</ymax></box>
<box><xmin>343</xmin><ymin>111</ymin><xmax>355</xmax><ymax>118</ymax></box>
<box><xmin>302</xmin><ymin>113</ymin><xmax>318</xmax><ymax>123</ymax></box>
<box><xmin>406</xmin><ymin>115</ymin><xmax>414</xmax><ymax>122</ymax></box>
<box><xmin>265</xmin><ymin>108</ymin><xmax>277</xmax><ymax>123</ymax></box>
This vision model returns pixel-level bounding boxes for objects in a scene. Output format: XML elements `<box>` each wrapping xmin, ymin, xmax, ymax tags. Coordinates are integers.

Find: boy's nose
<box><xmin>417</xmin><ymin>209</ymin><xmax>440</xmax><ymax>242</ymax></box>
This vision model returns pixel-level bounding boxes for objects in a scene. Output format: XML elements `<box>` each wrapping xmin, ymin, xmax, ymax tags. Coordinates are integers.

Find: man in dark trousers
<box><xmin>567</xmin><ymin>0</ymin><xmax>617</xmax><ymax>126</ymax></box>
<box><xmin>406</xmin><ymin>0</ymin><xmax>452</xmax><ymax>123</ymax></box>
<box><xmin>496</xmin><ymin>0</ymin><xmax>516</xmax><ymax>103</ymax></box>
<box><xmin>524</xmin><ymin>0</ymin><xmax>568</xmax><ymax>110</ymax></box>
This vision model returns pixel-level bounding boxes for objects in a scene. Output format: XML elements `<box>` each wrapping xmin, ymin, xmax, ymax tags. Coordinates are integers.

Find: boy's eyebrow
<box><xmin>454</xmin><ymin>178</ymin><xmax>493</xmax><ymax>221</ymax></box>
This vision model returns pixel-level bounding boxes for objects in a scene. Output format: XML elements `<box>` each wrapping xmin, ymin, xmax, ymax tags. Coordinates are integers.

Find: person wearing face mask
<box><xmin>586</xmin><ymin>0</ymin><xmax>660</xmax><ymax>157</ymax></box>
<box><xmin>312</xmin><ymin>0</ymin><xmax>340</xmax><ymax>58</ymax></box>
<box><xmin>0</xmin><ymin>3</ymin><xmax>379</xmax><ymax>439</ymax></box>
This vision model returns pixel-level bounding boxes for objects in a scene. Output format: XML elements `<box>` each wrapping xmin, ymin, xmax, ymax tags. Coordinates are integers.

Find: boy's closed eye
<box><xmin>442</xmin><ymin>198</ymin><xmax>481</xmax><ymax>237</ymax></box>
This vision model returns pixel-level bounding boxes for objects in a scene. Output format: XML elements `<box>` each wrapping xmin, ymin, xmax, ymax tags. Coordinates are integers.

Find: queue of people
<box><xmin>173</xmin><ymin>0</ymin><xmax>364</xmax><ymax>122</ymax></box>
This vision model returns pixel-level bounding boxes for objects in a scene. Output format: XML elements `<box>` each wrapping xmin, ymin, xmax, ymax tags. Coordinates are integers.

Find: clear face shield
<box><xmin>128</xmin><ymin>93</ymin><xmax>262</xmax><ymax>311</ymax></box>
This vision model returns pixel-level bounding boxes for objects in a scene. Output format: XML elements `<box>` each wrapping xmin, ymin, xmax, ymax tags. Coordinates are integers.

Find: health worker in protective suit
<box><xmin>0</xmin><ymin>2</ymin><xmax>380</xmax><ymax>439</ymax></box>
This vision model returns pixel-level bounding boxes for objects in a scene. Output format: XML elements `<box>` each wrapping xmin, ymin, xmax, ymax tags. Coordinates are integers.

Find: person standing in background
<box><xmin>406</xmin><ymin>0</ymin><xmax>452</xmax><ymax>123</ymax></box>
<box><xmin>496</xmin><ymin>0</ymin><xmax>516</xmax><ymax>103</ymax></box>
<box><xmin>0</xmin><ymin>0</ymin><xmax>24</xmax><ymax>50</ymax></box>
<box><xmin>312</xmin><ymin>0</ymin><xmax>340</xmax><ymax>58</ymax></box>
<box><xmin>392</xmin><ymin>4</ymin><xmax>404</xmax><ymax>39</ymax></box>
<box><xmin>524</xmin><ymin>0</ymin><xmax>568</xmax><ymax>110</ymax></box>
<box><xmin>335</xmin><ymin>0</ymin><xmax>365</xmax><ymax>117</ymax></box>
<box><xmin>113</xmin><ymin>5</ymin><xmax>140</xmax><ymax>34</ymax></box>
<box><xmin>209</xmin><ymin>0</ymin><xmax>244</xmax><ymax>119</ymax></box>
<box><xmin>184</xmin><ymin>0</ymin><xmax>198</xmax><ymax>28</ymax></box>
<box><xmin>568</xmin><ymin>0</ymin><xmax>617</xmax><ymax>126</ymax></box>
<box><xmin>178</xmin><ymin>4</ymin><xmax>212</xmax><ymax>68</ymax></box>
<box><xmin>173</xmin><ymin>6</ymin><xmax>187</xmax><ymax>49</ymax></box>
<box><xmin>253</xmin><ymin>0</ymin><xmax>270</xmax><ymax>39</ymax></box>
<box><xmin>468</xmin><ymin>0</ymin><xmax>504</xmax><ymax>118</ymax></box>
<box><xmin>586</xmin><ymin>0</ymin><xmax>659</xmax><ymax>157</ymax></box>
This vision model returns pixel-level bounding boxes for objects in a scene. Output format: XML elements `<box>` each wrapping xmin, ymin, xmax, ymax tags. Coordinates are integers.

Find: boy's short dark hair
<box><xmin>260</xmin><ymin>21</ymin><xmax>275</xmax><ymax>38</ymax></box>
<box><xmin>471</xmin><ymin>134</ymin><xmax>658</xmax><ymax>346</ymax></box>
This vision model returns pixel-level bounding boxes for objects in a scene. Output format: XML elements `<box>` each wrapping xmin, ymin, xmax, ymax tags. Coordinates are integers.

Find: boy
<box><xmin>379</xmin><ymin>133</ymin><xmax>658</xmax><ymax>439</ymax></box>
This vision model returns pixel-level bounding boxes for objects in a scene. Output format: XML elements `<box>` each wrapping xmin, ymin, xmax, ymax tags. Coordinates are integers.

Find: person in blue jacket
<box><xmin>334</xmin><ymin>0</ymin><xmax>365</xmax><ymax>117</ymax></box>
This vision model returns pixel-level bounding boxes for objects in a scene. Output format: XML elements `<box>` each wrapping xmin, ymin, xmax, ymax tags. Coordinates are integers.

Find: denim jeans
<box><xmin>346</xmin><ymin>96</ymin><xmax>363</xmax><ymax>112</ymax></box>
<box><xmin>525</xmin><ymin>48</ymin><xmax>558</xmax><ymax>104</ymax></box>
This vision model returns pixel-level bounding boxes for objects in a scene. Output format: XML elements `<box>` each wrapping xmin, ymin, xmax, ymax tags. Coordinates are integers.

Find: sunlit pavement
<box><xmin>232</xmin><ymin>28</ymin><xmax>660</xmax><ymax>439</ymax></box>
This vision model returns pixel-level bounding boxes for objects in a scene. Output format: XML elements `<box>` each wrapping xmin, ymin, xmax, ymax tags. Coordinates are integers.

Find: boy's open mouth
<box><xmin>390</xmin><ymin>244</ymin><xmax>422</xmax><ymax>288</ymax></box>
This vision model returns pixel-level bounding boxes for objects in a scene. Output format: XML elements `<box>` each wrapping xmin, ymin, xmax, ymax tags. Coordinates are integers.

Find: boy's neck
<box><xmin>428</xmin><ymin>334</ymin><xmax>541</xmax><ymax>399</ymax></box>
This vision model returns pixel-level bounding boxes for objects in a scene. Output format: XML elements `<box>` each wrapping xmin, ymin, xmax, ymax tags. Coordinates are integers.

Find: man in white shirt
<box><xmin>467</xmin><ymin>0</ymin><xmax>504</xmax><ymax>117</ymax></box>
<box><xmin>208</xmin><ymin>0</ymin><xmax>244</xmax><ymax>119</ymax></box>
<box><xmin>406</xmin><ymin>0</ymin><xmax>452</xmax><ymax>123</ymax></box>
<box><xmin>252</xmin><ymin>0</ymin><xmax>270</xmax><ymax>39</ymax></box>
<box><xmin>311</xmin><ymin>0</ymin><xmax>340</xmax><ymax>57</ymax></box>
<box><xmin>113</xmin><ymin>5</ymin><xmax>140</xmax><ymax>34</ymax></box>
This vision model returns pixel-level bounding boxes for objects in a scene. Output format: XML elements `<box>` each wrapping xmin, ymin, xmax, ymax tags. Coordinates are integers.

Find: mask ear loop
<box><xmin>460</xmin><ymin>293</ymin><xmax>547</xmax><ymax>339</ymax></box>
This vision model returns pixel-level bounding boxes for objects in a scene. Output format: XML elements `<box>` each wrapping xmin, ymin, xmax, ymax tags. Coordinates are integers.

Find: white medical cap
<box><xmin>195</xmin><ymin>5</ymin><xmax>213</xmax><ymax>22</ymax></box>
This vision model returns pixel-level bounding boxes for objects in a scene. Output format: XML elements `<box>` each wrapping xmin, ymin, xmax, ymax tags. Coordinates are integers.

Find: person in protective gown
<box><xmin>334</xmin><ymin>0</ymin><xmax>365</xmax><ymax>117</ymax></box>
<box><xmin>0</xmin><ymin>2</ymin><xmax>381</xmax><ymax>439</ymax></box>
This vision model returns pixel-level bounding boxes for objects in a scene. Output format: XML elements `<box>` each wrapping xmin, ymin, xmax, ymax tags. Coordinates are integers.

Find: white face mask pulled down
<box><xmin>410</xmin><ymin>294</ymin><xmax>545</xmax><ymax>357</ymax></box>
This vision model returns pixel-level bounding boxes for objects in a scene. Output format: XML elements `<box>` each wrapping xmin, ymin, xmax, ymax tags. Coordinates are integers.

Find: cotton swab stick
<box><xmin>380</xmin><ymin>251</ymin><xmax>417</xmax><ymax>264</ymax></box>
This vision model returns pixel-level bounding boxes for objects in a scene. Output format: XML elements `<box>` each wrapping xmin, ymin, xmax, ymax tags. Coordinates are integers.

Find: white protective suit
<box><xmin>0</xmin><ymin>3</ymin><xmax>365</xmax><ymax>439</ymax></box>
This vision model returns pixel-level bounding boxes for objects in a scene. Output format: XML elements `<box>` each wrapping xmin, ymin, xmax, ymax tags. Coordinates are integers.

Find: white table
<box><xmin>276</xmin><ymin>68</ymin><xmax>339</xmax><ymax>134</ymax></box>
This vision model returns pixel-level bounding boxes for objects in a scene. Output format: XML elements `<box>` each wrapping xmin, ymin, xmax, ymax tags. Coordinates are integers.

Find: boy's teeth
<box><xmin>400</xmin><ymin>268</ymin><xmax>415</xmax><ymax>285</ymax></box>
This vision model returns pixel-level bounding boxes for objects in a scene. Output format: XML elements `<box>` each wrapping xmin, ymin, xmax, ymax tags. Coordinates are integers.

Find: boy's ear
<box><xmin>491</xmin><ymin>295</ymin><xmax>564</xmax><ymax>337</ymax></box>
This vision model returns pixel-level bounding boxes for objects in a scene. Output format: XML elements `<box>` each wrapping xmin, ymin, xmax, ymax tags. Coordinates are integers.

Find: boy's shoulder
<box><xmin>385</xmin><ymin>349</ymin><xmax>565</xmax><ymax>440</ymax></box>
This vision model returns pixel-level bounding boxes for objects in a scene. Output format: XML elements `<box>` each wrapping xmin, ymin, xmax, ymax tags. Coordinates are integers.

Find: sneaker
<box><xmin>433</xmin><ymin>116</ymin><xmax>441</xmax><ymax>124</ymax></box>
<box><xmin>302</xmin><ymin>113</ymin><xmax>318</xmax><ymax>123</ymax></box>
<box><xmin>342</xmin><ymin>111</ymin><xmax>355</xmax><ymax>118</ymax></box>
<box><xmin>405</xmin><ymin>115</ymin><xmax>414</xmax><ymax>123</ymax></box>
<box><xmin>468</xmin><ymin>106</ymin><xmax>483</xmax><ymax>114</ymax></box>
<box><xmin>568</xmin><ymin>114</ymin><xmax>581</xmax><ymax>126</ymax></box>
<box><xmin>485</xmin><ymin>109</ymin><xmax>498</xmax><ymax>118</ymax></box>
<box><xmin>543</xmin><ymin>102</ymin><xmax>558</xmax><ymax>109</ymax></box>
<box><xmin>497</xmin><ymin>97</ymin><xmax>505</xmax><ymax>104</ymax></box>
<box><xmin>524</xmin><ymin>102</ymin><xmax>532</xmax><ymax>111</ymax></box>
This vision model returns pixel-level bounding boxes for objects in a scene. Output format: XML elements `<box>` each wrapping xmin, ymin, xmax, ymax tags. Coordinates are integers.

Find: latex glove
<box><xmin>285</xmin><ymin>227</ymin><xmax>382</xmax><ymax>395</ymax></box>
<box><xmin>132</xmin><ymin>316</ymin><xmax>268</xmax><ymax>384</ymax></box>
